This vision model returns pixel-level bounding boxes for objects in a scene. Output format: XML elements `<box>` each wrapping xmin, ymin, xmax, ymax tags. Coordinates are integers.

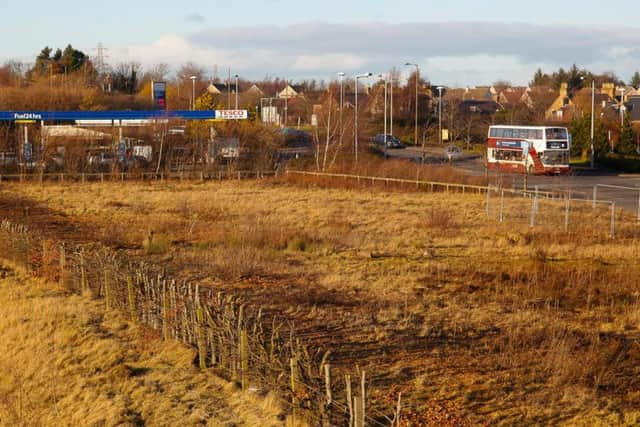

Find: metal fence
<box><xmin>286</xmin><ymin>170</ymin><xmax>640</xmax><ymax>239</ymax></box>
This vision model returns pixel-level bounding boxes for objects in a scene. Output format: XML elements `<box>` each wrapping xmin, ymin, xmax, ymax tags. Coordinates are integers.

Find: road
<box><xmin>384</xmin><ymin>145</ymin><xmax>640</xmax><ymax>216</ymax></box>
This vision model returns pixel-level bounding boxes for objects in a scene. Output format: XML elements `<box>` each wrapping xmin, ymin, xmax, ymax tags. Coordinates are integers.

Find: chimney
<box><xmin>559</xmin><ymin>82</ymin><xmax>568</xmax><ymax>98</ymax></box>
<box><xmin>602</xmin><ymin>82</ymin><xmax>615</xmax><ymax>98</ymax></box>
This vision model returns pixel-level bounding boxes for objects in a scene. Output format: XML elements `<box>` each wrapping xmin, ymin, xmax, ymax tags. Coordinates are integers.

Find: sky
<box><xmin>1</xmin><ymin>0</ymin><xmax>640</xmax><ymax>86</ymax></box>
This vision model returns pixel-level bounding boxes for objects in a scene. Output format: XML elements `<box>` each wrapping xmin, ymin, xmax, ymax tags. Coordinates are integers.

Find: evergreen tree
<box><xmin>567</xmin><ymin>63</ymin><xmax>584</xmax><ymax>92</ymax></box>
<box><xmin>569</xmin><ymin>114</ymin><xmax>609</xmax><ymax>160</ymax></box>
<box><xmin>32</xmin><ymin>46</ymin><xmax>52</xmax><ymax>76</ymax></box>
<box><xmin>530</xmin><ymin>68</ymin><xmax>551</xmax><ymax>86</ymax></box>
<box><xmin>631</xmin><ymin>71</ymin><xmax>640</xmax><ymax>89</ymax></box>
<box><xmin>618</xmin><ymin>115</ymin><xmax>635</xmax><ymax>155</ymax></box>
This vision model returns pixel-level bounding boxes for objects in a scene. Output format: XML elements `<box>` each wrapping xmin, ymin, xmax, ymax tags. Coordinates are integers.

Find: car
<box><xmin>444</xmin><ymin>145</ymin><xmax>463</xmax><ymax>161</ymax></box>
<box><xmin>87</xmin><ymin>151</ymin><xmax>116</xmax><ymax>171</ymax></box>
<box><xmin>0</xmin><ymin>151</ymin><xmax>17</xmax><ymax>167</ymax></box>
<box><xmin>373</xmin><ymin>134</ymin><xmax>405</xmax><ymax>149</ymax></box>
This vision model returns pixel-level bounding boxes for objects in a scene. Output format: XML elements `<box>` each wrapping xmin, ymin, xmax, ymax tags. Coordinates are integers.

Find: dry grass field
<box><xmin>1</xmin><ymin>178</ymin><xmax>640</xmax><ymax>425</ymax></box>
<box><xmin>0</xmin><ymin>262</ymin><xmax>284</xmax><ymax>426</ymax></box>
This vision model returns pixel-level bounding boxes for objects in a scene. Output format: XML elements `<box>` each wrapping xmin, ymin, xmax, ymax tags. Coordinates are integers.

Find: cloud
<box><xmin>111</xmin><ymin>21</ymin><xmax>640</xmax><ymax>85</ymax></box>
<box><xmin>185</xmin><ymin>13</ymin><xmax>205</xmax><ymax>23</ymax></box>
<box><xmin>292</xmin><ymin>53</ymin><xmax>366</xmax><ymax>71</ymax></box>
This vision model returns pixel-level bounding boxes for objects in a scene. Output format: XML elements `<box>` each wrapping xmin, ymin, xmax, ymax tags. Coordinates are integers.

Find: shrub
<box><xmin>142</xmin><ymin>232</ymin><xmax>170</xmax><ymax>255</ymax></box>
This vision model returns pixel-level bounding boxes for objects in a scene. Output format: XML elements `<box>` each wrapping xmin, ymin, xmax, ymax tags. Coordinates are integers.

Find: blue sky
<box><xmin>2</xmin><ymin>0</ymin><xmax>640</xmax><ymax>85</ymax></box>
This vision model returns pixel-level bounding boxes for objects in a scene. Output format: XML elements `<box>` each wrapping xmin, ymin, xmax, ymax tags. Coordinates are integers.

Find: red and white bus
<box><xmin>486</xmin><ymin>125</ymin><xmax>571</xmax><ymax>174</ymax></box>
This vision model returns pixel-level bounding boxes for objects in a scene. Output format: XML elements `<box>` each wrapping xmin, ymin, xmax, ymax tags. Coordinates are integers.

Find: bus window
<box><xmin>546</xmin><ymin>128</ymin><xmax>567</xmax><ymax>140</ymax></box>
<box><xmin>495</xmin><ymin>149</ymin><xmax>522</xmax><ymax>161</ymax></box>
<box><xmin>541</xmin><ymin>150</ymin><xmax>568</xmax><ymax>165</ymax></box>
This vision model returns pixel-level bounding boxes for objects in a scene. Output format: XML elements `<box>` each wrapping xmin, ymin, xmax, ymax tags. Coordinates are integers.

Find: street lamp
<box><xmin>190</xmin><ymin>75</ymin><xmax>197</xmax><ymax>110</ymax></box>
<box><xmin>390</xmin><ymin>76</ymin><xmax>396</xmax><ymax>137</ymax></box>
<box><xmin>581</xmin><ymin>76</ymin><xmax>596</xmax><ymax>169</ymax></box>
<box><xmin>354</xmin><ymin>72</ymin><xmax>373</xmax><ymax>163</ymax></box>
<box><xmin>405</xmin><ymin>62</ymin><xmax>420</xmax><ymax>146</ymax></box>
<box><xmin>618</xmin><ymin>87</ymin><xmax>626</xmax><ymax>129</ymax></box>
<box><xmin>336</xmin><ymin>72</ymin><xmax>346</xmax><ymax>140</ymax></box>
<box><xmin>378</xmin><ymin>74</ymin><xmax>388</xmax><ymax>158</ymax></box>
<box><xmin>234</xmin><ymin>74</ymin><xmax>239</xmax><ymax>110</ymax></box>
<box><xmin>284</xmin><ymin>79</ymin><xmax>289</xmax><ymax>127</ymax></box>
<box><xmin>437</xmin><ymin>86</ymin><xmax>444</xmax><ymax>145</ymax></box>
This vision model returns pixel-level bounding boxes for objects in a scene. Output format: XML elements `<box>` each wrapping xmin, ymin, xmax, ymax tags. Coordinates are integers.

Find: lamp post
<box><xmin>437</xmin><ymin>86</ymin><xmax>444</xmax><ymax>145</ymax></box>
<box><xmin>354</xmin><ymin>72</ymin><xmax>373</xmax><ymax>163</ymax></box>
<box><xmin>234</xmin><ymin>74</ymin><xmax>239</xmax><ymax>110</ymax></box>
<box><xmin>618</xmin><ymin>87</ymin><xmax>626</xmax><ymax>129</ymax></box>
<box><xmin>390</xmin><ymin>76</ymin><xmax>396</xmax><ymax>137</ymax></box>
<box><xmin>405</xmin><ymin>62</ymin><xmax>419</xmax><ymax>146</ymax></box>
<box><xmin>190</xmin><ymin>75</ymin><xmax>197</xmax><ymax>110</ymax></box>
<box><xmin>284</xmin><ymin>79</ymin><xmax>288</xmax><ymax>127</ymax></box>
<box><xmin>580</xmin><ymin>76</ymin><xmax>596</xmax><ymax>168</ymax></box>
<box><xmin>378</xmin><ymin>74</ymin><xmax>388</xmax><ymax>158</ymax></box>
<box><xmin>590</xmin><ymin>79</ymin><xmax>595</xmax><ymax>168</ymax></box>
<box><xmin>336</xmin><ymin>72</ymin><xmax>345</xmax><ymax>140</ymax></box>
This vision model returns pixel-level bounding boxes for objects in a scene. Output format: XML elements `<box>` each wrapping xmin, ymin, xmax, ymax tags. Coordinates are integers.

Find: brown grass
<box><xmin>2</xmin><ymin>179</ymin><xmax>640</xmax><ymax>425</ymax></box>
<box><xmin>0</xmin><ymin>262</ymin><xmax>285</xmax><ymax>426</ymax></box>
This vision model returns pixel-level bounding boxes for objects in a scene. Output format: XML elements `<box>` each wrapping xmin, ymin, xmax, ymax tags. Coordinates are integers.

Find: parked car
<box><xmin>373</xmin><ymin>134</ymin><xmax>405</xmax><ymax>149</ymax></box>
<box><xmin>87</xmin><ymin>151</ymin><xmax>116</xmax><ymax>171</ymax></box>
<box><xmin>444</xmin><ymin>145</ymin><xmax>463</xmax><ymax>161</ymax></box>
<box><xmin>0</xmin><ymin>151</ymin><xmax>17</xmax><ymax>167</ymax></box>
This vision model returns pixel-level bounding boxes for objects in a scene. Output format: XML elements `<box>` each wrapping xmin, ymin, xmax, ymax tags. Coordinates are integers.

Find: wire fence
<box><xmin>0</xmin><ymin>218</ymin><xmax>400</xmax><ymax>427</ymax></box>
<box><xmin>287</xmin><ymin>170</ymin><xmax>640</xmax><ymax>240</ymax></box>
<box><xmin>0</xmin><ymin>170</ymin><xmax>276</xmax><ymax>184</ymax></box>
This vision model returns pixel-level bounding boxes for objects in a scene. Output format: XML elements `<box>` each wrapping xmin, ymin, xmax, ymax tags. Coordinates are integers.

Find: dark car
<box><xmin>373</xmin><ymin>134</ymin><xmax>405</xmax><ymax>149</ymax></box>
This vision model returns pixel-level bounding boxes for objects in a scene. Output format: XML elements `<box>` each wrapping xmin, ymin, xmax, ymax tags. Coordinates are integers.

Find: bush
<box><xmin>599</xmin><ymin>153</ymin><xmax>640</xmax><ymax>173</ymax></box>
<box><xmin>142</xmin><ymin>232</ymin><xmax>170</xmax><ymax>255</ymax></box>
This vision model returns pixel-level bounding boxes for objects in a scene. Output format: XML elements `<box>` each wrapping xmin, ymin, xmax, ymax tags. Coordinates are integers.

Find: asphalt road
<box><xmin>384</xmin><ymin>145</ymin><xmax>640</xmax><ymax>215</ymax></box>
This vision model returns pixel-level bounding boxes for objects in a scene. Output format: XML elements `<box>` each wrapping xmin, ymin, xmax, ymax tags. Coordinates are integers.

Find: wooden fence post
<box><xmin>564</xmin><ymin>195</ymin><xmax>570</xmax><ymax>232</ymax></box>
<box><xmin>346</xmin><ymin>375</ymin><xmax>353</xmax><ymax>427</ymax></box>
<box><xmin>610</xmin><ymin>202</ymin><xmax>616</xmax><ymax>238</ymax></box>
<box><xmin>59</xmin><ymin>245</ymin><xmax>66</xmax><ymax>287</ymax></box>
<box><xmin>103</xmin><ymin>267</ymin><xmax>110</xmax><ymax>310</ymax></box>
<box><xmin>323</xmin><ymin>363</ymin><xmax>332</xmax><ymax>426</ymax></box>
<box><xmin>290</xmin><ymin>358</ymin><xmax>299</xmax><ymax>424</ymax></box>
<box><xmin>162</xmin><ymin>280</ymin><xmax>169</xmax><ymax>340</ymax></box>
<box><xmin>353</xmin><ymin>397</ymin><xmax>363</xmax><ymax>427</ymax></box>
<box><xmin>79</xmin><ymin>251</ymin><xmax>87</xmax><ymax>295</ymax></box>
<box><xmin>240</xmin><ymin>329</ymin><xmax>249</xmax><ymax>391</ymax></box>
<box><xmin>360</xmin><ymin>370</ymin><xmax>366</xmax><ymax>427</ymax></box>
<box><xmin>196</xmin><ymin>306</ymin><xmax>207</xmax><ymax>370</ymax></box>
<box><xmin>529</xmin><ymin>195</ymin><xmax>537</xmax><ymax>228</ymax></box>
<box><xmin>127</xmin><ymin>276</ymin><xmax>138</xmax><ymax>322</ymax></box>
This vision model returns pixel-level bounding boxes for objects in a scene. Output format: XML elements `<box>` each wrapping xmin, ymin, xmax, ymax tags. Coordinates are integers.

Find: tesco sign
<box><xmin>215</xmin><ymin>110</ymin><xmax>248</xmax><ymax>120</ymax></box>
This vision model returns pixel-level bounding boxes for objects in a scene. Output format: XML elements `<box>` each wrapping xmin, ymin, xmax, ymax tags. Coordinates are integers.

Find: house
<box><xmin>497</xmin><ymin>87</ymin><xmax>533</xmax><ymax>109</ymax></box>
<box><xmin>545</xmin><ymin>83</ymin><xmax>571</xmax><ymax>121</ymax></box>
<box><xmin>206</xmin><ymin>82</ymin><xmax>238</xmax><ymax>95</ymax></box>
<box><xmin>245</xmin><ymin>84</ymin><xmax>264</xmax><ymax>98</ymax></box>
<box><xmin>546</xmin><ymin>82</ymin><xmax>627</xmax><ymax>122</ymax></box>
<box><xmin>627</xmin><ymin>95</ymin><xmax>640</xmax><ymax>124</ymax></box>
<box><xmin>462</xmin><ymin>86</ymin><xmax>497</xmax><ymax>102</ymax></box>
<box><xmin>571</xmin><ymin>83</ymin><xmax>615</xmax><ymax>112</ymax></box>
<box><xmin>278</xmin><ymin>84</ymin><xmax>305</xmax><ymax>99</ymax></box>
<box><xmin>458</xmin><ymin>100</ymin><xmax>501</xmax><ymax>114</ymax></box>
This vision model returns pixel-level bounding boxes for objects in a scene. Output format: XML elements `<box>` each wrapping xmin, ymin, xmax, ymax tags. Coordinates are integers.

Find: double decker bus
<box><xmin>486</xmin><ymin>125</ymin><xmax>571</xmax><ymax>175</ymax></box>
